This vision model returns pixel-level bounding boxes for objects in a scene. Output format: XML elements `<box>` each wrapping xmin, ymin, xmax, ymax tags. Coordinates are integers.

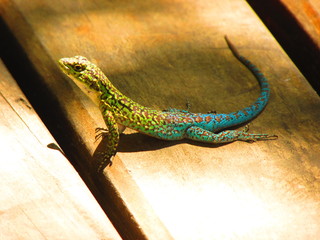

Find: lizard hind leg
<box><xmin>185</xmin><ymin>125</ymin><xmax>277</xmax><ymax>144</ymax></box>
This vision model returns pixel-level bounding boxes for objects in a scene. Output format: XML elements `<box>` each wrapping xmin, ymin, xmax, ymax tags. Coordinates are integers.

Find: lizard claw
<box><xmin>243</xmin><ymin>124</ymin><xmax>250</xmax><ymax>133</ymax></box>
<box><xmin>95</xmin><ymin>127</ymin><xmax>109</xmax><ymax>141</ymax></box>
<box><xmin>207</xmin><ymin>110</ymin><xmax>217</xmax><ymax>114</ymax></box>
<box><xmin>186</xmin><ymin>100</ymin><xmax>192</xmax><ymax>112</ymax></box>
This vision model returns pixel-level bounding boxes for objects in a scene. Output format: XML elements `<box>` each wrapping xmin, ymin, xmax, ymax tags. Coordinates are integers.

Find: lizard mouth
<box><xmin>58</xmin><ymin>59</ymin><xmax>71</xmax><ymax>73</ymax></box>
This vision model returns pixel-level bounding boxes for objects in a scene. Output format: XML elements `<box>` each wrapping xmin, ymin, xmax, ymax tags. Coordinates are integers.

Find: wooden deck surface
<box><xmin>1</xmin><ymin>0</ymin><xmax>320</xmax><ymax>239</ymax></box>
<box><xmin>0</xmin><ymin>60</ymin><xmax>121</xmax><ymax>239</ymax></box>
<box><xmin>247</xmin><ymin>0</ymin><xmax>320</xmax><ymax>94</ymax></box>
<box><xmin>281</xmin><ymin>0</ymin><xmax>320</xmax><ymax>48</ymax></box>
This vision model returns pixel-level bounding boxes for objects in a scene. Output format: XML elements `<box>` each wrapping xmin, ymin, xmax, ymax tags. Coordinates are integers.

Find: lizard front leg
<box><xmin>97</xmin><ymin>109</ymin><xmax>120</xmax><ymax>172</ymax></box>
<box><xmin>185</xmin><ymin>125</ymin><xmax>277</xmax><ymax>143</ymax></box>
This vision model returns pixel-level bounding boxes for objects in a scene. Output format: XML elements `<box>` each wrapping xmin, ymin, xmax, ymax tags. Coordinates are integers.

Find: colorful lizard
<box><xmin>58</xmin><ymin>36</ymin><xmax>277</xmax><ymax>172</ymax></box>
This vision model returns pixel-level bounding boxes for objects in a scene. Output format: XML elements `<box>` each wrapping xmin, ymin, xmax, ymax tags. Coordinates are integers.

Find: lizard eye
<box><xmin>74</xmin><ymin>64</ymin><xmax>85</xmax><ymax>72</ymax></box>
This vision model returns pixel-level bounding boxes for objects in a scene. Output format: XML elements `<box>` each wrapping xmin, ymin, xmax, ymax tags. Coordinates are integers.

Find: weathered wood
<box><xmin>1</xmin><ymin>0</ymin><xmax>320</xmax><ymax>239</ymax></box>
<box><xmin>281</xmin><ymin>0</ymin><xmax>320</xmax><ymax>49</ymax></box>
<box><xmin>247</xmin><ymin>0</ymin><xmax>320</xmax><ymax>94</ymax></box>
<box><xmin>0</xmin><ymin>60</ymin><xmax>121</xmax><ymax>239</ymax></box>
<box><xmin>255</xmin><ymin>0</ymin><xmax>320</xmax><ymax>49</ymax></box>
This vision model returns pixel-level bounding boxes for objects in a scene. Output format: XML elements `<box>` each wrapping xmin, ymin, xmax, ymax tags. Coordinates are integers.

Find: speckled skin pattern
<box><xmin>59</xmin><ymin>37</ymin><xmax>277</xmax><ymax>172</ymax></box>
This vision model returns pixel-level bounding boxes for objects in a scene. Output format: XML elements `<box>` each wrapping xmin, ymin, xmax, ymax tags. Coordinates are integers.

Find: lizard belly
<box><xmin>116</xmin><ymin>110</ymin><xmax>189</xmax><ymax>140</ymax></box>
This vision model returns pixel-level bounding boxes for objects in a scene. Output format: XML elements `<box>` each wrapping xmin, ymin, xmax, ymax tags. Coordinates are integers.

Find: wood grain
<box><xmin>246</xmin><ymin>0</ymin><xmax>320</xmax><ymax>94</ymax></box>
<box><xmin>0</xmin><ymin>60</ymin><xmax>121</xmax><ymax>240</ymax></box>
<box><xmin>277</xmin><ymin>0</ymin><xmax>320</xmax><ymax>49</ymax></box>
<box><xmin>1</xmin><ymin>0</ymin><xmax>320</xmax><ymax>239</ymax></box>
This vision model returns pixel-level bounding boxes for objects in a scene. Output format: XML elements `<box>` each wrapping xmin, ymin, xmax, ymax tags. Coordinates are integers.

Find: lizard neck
<box><xmin>75</xmin><ymin>67</ymin><xmax>121</xmax><ymax>106</ymax></box>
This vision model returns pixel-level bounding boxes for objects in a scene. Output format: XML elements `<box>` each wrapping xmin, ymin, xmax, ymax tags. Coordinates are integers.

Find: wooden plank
<box><xmin>247</xmin><ymin>0</ymin><xmax>320</xmax><ymax>94</ymax></box>
<box><xmin>1</xmin><ymin>0</ymin><xmax>320</xmax><ymax>239</ymax></box>
<box><xmin>0</xmin><ymin>60</ymin><xmax>121</xmax><ymax>240</ymax></box>
<box><xmin>269</xmin><ymin>0</ymin><xmax>320</xmax><ymax>50</ymax></box>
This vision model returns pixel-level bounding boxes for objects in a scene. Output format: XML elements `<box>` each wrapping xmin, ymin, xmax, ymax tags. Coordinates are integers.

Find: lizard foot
<box><xmin>237</xmin><ymin>125</ymin><xmax>278</xmax><ymax>142</ymax></box>
<box><xmin>95</xmin><ymin>127</ymin><xmax>109</xmax><ymax>142</ymax></box>
<box><xmin>207</xmin><ymin>110</ymin><xmax>217</xmax><ymax>114</ymax></box>
<box><xmin>186</xmin><ymin>100</ymin><xmax>191</xmax><ymax>112</ymax></box>
<box><xmin>96</xmin><ymin>154</ymin><xmax>114</xmax><ymax>173</ymax></box>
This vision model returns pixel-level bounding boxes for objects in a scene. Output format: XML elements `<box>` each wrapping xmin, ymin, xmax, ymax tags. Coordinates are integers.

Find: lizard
<box><xmin>58</xmin><ymin>36</ymin><xmax>277</xmax><ymax>172</ymax></box>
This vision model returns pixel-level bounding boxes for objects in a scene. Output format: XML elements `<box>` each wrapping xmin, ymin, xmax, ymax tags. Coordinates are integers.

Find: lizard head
<box><xmin>58</xmin><ymin>56</ymin><xmax>107</xmax><ymax>105</ymax></box>
<box><xmin>58</xmin><ymin>56</ymin><xmax>101</xmax><ymax>86</ymax></box>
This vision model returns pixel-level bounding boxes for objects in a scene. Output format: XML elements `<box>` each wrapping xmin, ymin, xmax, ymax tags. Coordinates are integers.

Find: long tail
<box><xmin>213</xmin><ymin>36</ymin><xmax>271</xmax><ymax>131</ymax></box>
